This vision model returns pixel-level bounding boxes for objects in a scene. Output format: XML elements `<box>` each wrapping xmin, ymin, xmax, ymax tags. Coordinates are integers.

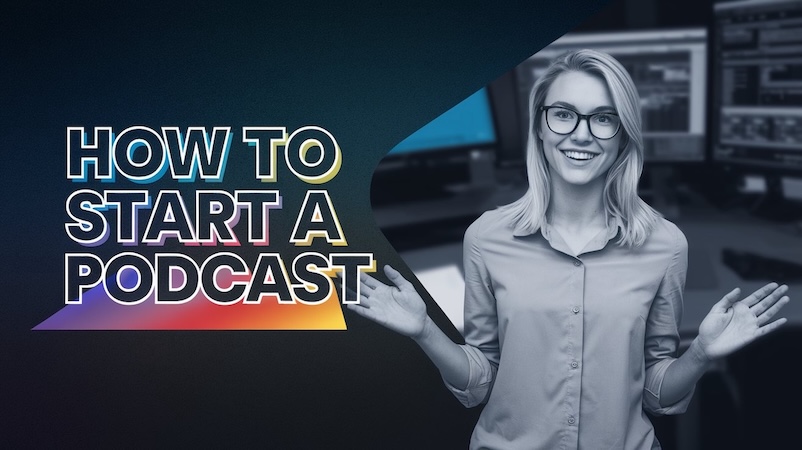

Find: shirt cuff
<box><xmin>443</xmin><ymin>344</ymin><xmax>495</xmax><ymax>408</ymax></box>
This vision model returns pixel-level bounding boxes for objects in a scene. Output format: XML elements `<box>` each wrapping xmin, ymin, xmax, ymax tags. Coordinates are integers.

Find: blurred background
<box><xmin>371</xmin><ymin>1</ymin><xmax>802</xmax><ymax>448</ymax></box>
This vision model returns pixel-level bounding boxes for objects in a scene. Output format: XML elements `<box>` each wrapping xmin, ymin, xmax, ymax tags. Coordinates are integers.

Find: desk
<box><xmin>673</xmin><ymin>206</ymin><xmax>802</xmax><ymax>331</ymax></box>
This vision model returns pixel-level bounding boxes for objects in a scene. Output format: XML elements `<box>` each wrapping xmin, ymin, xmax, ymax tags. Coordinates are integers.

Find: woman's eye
<box><xmin>595</xmin><ymin>114</ymin><xmax>613</xmax><ymax>124</ymax></box>
<box><xmin>555</xmin><ymin>110</ymin><xmax>574</xmax><ymax>119</ymax></box>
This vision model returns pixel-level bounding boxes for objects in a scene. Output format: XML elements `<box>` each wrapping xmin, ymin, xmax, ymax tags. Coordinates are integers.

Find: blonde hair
<box><xmin>498</xmin><ymin>49</ymin><xmax>660</xmax><ymax>247</ymax></box>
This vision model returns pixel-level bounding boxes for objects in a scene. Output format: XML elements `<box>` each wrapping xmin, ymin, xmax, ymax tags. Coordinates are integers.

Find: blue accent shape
<box><xmin>389</xmin><ymin>88</ymin><xmax>495</xmax><ymax>155</ymax></box>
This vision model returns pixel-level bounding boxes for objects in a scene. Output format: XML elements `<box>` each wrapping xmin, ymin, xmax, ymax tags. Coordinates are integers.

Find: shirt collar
<box><xmin>513</xmin><ymin>215</ymin><xmax>624</xmax><ymax>254</ymax></box>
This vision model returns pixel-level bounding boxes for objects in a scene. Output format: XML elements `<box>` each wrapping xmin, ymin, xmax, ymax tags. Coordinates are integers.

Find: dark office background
<box><xmin>373</xmin><ymin>0</ymin><xmax>802</xmax><ymax>449</ymax></box>
<box><xmin>2</xmin><ymin>0</ymin><xmax>801</xmax><ymax>449</ymax></box>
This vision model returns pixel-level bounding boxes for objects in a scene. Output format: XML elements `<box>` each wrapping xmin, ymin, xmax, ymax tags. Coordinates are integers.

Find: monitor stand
<box><xmin>721</xmin><ymin>174</ymin><xmax>802</xmax><ymax>283</ymax></box>
<box><xmin>744</xmin><ymin>175</ymin><xmax>802</xmax><ymax>223</ymax></box>
<box><xmin>446</xmin><ymin>148</ymin><xmax>497</xmax><ymax>194</ymax></box>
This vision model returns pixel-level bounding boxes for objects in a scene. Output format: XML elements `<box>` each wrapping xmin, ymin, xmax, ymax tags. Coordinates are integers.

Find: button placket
<box><xmin>567</xmin><ymin>254</ymin><xmax>584</xmax><ymax>441</ymax></box>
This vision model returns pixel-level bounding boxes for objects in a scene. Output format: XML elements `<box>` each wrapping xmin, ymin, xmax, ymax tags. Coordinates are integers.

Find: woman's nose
<box><xmin>570</xmin><ymin>117</ymin><xmax>593</xmax><ymax>142</ymax></box>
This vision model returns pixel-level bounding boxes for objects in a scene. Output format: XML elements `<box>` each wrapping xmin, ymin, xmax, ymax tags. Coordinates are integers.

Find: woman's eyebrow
<box><xmin>548</xmin><ymin>101</ymin><xmax>616</xmax><ymax>113</ymax></box>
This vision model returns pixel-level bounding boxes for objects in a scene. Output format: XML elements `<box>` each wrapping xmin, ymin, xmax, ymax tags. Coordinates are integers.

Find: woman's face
<box><xmin>538</xmin><ymin>70</ymin><xmax>622</xmax><ymax>187</ymax></box>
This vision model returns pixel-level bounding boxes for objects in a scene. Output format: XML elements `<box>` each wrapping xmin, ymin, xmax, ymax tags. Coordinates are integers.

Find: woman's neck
<box><xmin>547</xmin><ymin>175</ymin><xmax>607</xmax><ymax>230</ymax></box>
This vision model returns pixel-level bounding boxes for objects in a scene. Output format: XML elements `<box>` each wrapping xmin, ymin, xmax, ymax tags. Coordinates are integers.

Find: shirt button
<box><xmin>571</xmin><ymin>360</ymin><xmax>579</xmax><ymax>369</ymax></box>
<box><xmin>571</xmin><ymin>306</ymin><xmax>580</xmax><ymax>314</ymax></box>
<box><xmin>567</xmin><ymin>415</ymin><xmax>576</xmax><ymax>425</ymax></box>
<box><xmin>573</xmin><ymin>260</ymin><xmax>581</xmax><ymax>267</ymax></box>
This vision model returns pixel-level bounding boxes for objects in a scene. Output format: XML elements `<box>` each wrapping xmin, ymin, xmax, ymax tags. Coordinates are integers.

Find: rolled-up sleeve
<box><xmin>643</xmin><ymin>224</ymin><xmax>694</xmax><ymax>415</ymax></box>
<box><xmin>444</xmin><ymin>217</ymin><xmax>500</xmax><ymax>408</ymax></box>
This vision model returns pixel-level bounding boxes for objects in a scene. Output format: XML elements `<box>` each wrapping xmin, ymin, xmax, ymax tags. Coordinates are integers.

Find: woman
<box><xmin>350</xmin><ymin>50</ymin><xmax>790</xmax><ymax>449</ymax></box>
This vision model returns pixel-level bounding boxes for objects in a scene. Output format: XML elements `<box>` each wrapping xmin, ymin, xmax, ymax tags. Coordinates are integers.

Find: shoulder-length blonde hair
<box><xmin>498</xmin><ymin>48</ymin><xmax>661</xmax><ymax>247</ymax></box>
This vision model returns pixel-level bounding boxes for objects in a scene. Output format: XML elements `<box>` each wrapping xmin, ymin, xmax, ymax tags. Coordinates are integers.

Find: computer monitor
<box><xmin>712</xmin><ymin>0</ymin><xmax>802</xmax><ymax>173</ymax></box>
<box><xmin>372</xmin><ymin>87</ymin><xmax>498</xmax><ymax>207</ymax></box>
<box><xmin>515</xmin><ymin>28</ymin><xmax>708</xmax><ymax>163</ymax></box>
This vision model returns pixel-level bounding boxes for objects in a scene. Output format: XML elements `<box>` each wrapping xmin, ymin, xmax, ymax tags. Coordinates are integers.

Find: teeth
<box><xmin>563</xmin><ymin>151</ymin><xmax>597</xmax><ymax>160</ymax></box>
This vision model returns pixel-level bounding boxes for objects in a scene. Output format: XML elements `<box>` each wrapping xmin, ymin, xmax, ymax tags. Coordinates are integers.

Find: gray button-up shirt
<box><xmin>446</xmin><ymin>209</ymin><xmax>694</xmax><ymax>450</ymax></box>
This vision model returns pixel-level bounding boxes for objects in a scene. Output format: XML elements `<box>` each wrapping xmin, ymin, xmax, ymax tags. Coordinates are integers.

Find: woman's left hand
<box><xmin>698</xmin><ymin>282</ymin><xmax>790</xmax><ymax>360</ymax></box>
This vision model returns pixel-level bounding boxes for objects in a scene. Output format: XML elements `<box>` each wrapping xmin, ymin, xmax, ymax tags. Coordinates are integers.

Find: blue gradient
<box><xmin>388</xmin><ymin>88</ymin><xmax>496</xmax><ymax>155</ymax></box>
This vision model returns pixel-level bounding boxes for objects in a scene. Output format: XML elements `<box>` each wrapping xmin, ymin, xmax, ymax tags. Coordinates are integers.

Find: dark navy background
<box><xmin>1</xmin><ymin>1</ymin><xmax>611</xmax><ymax>447</ymax></box>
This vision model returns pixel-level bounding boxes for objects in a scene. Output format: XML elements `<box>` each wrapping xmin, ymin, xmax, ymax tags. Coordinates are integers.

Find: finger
<box><xmin>757</xmin><ymin>317</ymin><xmax>787</xmax><ymax>336</ymax></box>
<box><xmin>359</xmin><ymin>278</ymin><xmax>377</xmax><ymax>297</ymax></box>
<box><xmin>340</xmin><ymin>280</ymin><xmax>365</xmax><ymax>303</ymax></box>
<box><xmin>743</xmin><ymin>282</ymin><xmax>780</xmax><ymax>307</ymax></box>
<box><xmin>712</xmin><ymin>287</ymin><xmax>741</xmax><ymax>313</ymax></box>
<box><xmin>348</xmin><ymin>292</ymin><xmax>376</xmax><ymax>307</ymax></box>
<box><xmin>751</xmin><ymin>284</ymin><xmax>789</xmax><ymax>316</ymax></box>
<box><xmin>346</xmin><ymin>301</ymin><xmax>382</xmax><ymax>322</ymax></box>
<box><xmin>384</xmin><ymin>265</ymin><xmax>414</xmax><ymax>291</ymax></box>
<box><xmin>756</xmin><ymin>296</ymin><xmax>790</xmax><ymax>326</ymax></box>
<box><xmin>360</xmin><ymin>272</ymin><xmax>384</xmax><ymax>290</ymax></box>
<box><xmin>354</xmin><ymin>290</ymin><xmax>377</xmax><ymax>308</ymax></box>
<box><xmin>332</xmin><ymin>276</ymin><xmax>370</xmax><ymax>304</ymax></box>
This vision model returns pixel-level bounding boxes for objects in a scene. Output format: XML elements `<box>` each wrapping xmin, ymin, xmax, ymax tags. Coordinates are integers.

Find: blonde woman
<box><xmin>351</xmin><ymin>50</ymin><xmax>790</xmax><ymax>449</ymax></box>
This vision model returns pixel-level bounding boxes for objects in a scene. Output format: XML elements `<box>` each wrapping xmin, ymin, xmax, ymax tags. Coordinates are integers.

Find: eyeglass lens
<box><xmin>545</xmin><ymin>107</ymin><xmax>620</xmax><ymax>139</ymax></box>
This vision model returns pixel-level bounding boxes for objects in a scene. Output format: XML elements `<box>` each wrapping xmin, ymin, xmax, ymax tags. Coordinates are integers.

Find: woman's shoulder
<box><xmin>645</xmin><ymin>216</ymin><xmax>688</xmax><ymax>254</ymax></box>
<box><xmin>464</xmin><ymin>208</ymin><xmax>513</xmax><ymax>245</ymax></box>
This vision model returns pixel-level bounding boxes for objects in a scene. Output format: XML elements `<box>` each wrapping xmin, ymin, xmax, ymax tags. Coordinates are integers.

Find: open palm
<box><xmin>347</xmin><ymin>265</ymin><xmax>428</xmax><ymax>338</ymax></box>
<box><xmin>698</xmin><ymin>282</ymin><xmax>790</xmax><ymax>360</ymax></box>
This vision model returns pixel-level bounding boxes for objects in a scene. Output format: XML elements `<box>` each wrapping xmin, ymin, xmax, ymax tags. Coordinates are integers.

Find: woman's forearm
<box><xmin>658</xmin><ymin>337</ymin><xmax>713</xmax><ymax>407</ymax></box>
<box><xmin>412</xmin><ymin>316</ymin><xmax>471</xmax><ymax>390</ymax></box>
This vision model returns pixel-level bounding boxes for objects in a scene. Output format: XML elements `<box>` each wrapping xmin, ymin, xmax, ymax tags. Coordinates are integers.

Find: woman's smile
<box><xmin>559</xmin><ymin>148</ymin><xmax>600</xmax><ymax>162</ymax></box>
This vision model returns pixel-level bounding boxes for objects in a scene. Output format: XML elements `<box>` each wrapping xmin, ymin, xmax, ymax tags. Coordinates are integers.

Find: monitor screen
<box><xmin>387</xmin><ymin>88</ymin><xmax>496</xmax><ymax>155</ymax></box>
<box><xmin>515</xmin><ymin>28</ymin><xmax>708</xmax><ymax>162</ymax></box>
<box><xmin>712</xmin><ymin>0</ymin><xmax>802</xmax><ymax>171</ymax></box>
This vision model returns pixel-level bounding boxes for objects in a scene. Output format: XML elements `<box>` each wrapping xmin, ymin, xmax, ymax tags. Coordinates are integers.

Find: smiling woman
<box><xmin>349</xmin><ymin>49</ymin><xmax>790</xmax><ymax>450</ymax></box>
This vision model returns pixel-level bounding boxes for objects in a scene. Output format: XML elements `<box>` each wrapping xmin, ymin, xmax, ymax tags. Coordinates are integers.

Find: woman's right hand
<box><xmin>347</xmin><ymin>265</ymin><xmax>428</xmax><ymax>339</ymax></box>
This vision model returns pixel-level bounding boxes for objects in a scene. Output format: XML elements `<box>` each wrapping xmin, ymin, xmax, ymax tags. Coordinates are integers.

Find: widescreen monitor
<box><xmin>712</xmin><ymin>0</ymin><xmax>802</xmax><ymax>172</ymax></box>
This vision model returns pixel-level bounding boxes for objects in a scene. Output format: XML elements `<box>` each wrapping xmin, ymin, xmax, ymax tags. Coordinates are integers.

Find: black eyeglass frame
<box><xmin>538</xmin><ymin>105</ymin><xmax>621</xmax><ymax>140</ymax></box>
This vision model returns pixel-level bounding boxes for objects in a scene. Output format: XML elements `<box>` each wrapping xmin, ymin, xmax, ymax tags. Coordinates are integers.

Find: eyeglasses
<box><xmin>539</xmin><ymin>105</ymin><xmax>621</xmax><ymax>140</ymax></box>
